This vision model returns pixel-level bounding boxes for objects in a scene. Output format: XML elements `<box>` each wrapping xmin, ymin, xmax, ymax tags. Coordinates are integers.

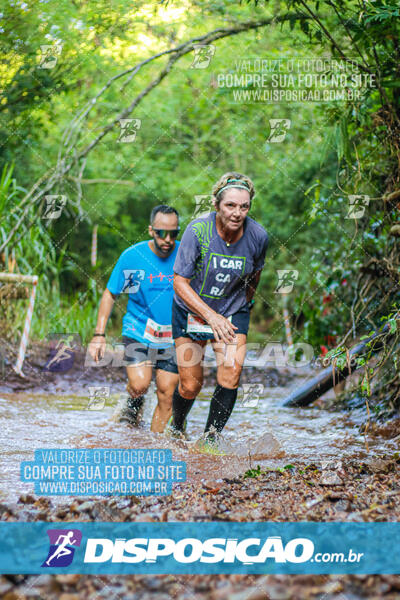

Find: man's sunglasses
<box><xmin>153</xmin><ymin>228</ymin><xmax>180</xmax><ymax>239</ymax></box>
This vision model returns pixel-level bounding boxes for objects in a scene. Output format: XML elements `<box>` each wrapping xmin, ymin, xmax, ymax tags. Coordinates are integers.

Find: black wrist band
<box><xmin>93</xmin><ymin>333</ymin><xmax>105</xmax><ymax>337</ymax></box>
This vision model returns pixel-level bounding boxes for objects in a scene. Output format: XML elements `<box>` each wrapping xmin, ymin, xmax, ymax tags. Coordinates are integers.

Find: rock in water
<box><xmin>250</xmin><ymin>431</ymin><xmax>282</xmax><ymax>458</ymax></box>
<box><xmin>320</xmin><ymin>472</ymin><xmax>343</xmax><ymax>486</ymax></box>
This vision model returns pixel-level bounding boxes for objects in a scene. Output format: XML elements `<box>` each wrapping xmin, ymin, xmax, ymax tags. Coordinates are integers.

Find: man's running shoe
<box><xmin>119</xmin><ymin>396</ymin><xmax>144</xmax><ymax>426</ymax></box>
<box><xmin>164</xmin><ymin>416</ymin><xmax>188</xmax><ymax>440</ymax></box>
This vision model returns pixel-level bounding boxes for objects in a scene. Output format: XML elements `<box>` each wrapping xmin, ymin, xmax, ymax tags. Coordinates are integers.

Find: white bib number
<box><xmin>143</xmin><ymin>318</ymin><xmax>172</xmax><ymax>343</ymax></box>
<box><xmin>187</xmin><ymin>313</ymin><xmax>232</xmax><ymax>334</ymax></box>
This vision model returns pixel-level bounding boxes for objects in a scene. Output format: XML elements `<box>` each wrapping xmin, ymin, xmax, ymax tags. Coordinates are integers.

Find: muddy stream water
<box><xmin>0</xmin><ymin>363</ymin><xmax>397</xmax><ymax>504</ymax></box>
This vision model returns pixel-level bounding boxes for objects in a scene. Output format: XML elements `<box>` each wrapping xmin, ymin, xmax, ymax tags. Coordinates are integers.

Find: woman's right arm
<box><xmin>173</xmin><ymin>274</ymin><xmax>237</xmax><ymax>344</ymax></box>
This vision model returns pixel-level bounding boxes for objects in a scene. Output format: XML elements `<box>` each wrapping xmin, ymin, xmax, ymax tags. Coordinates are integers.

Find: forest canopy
<box><xmin>0</xmin><ymin>0</ymin><xmax>399</xmax><ymax>413</ymax></box>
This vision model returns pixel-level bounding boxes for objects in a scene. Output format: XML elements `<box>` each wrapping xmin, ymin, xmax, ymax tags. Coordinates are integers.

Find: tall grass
<box><xmin>0</xmin><ymin>164</ymin><xmax>100</xmax><ymax>345</ymax></box>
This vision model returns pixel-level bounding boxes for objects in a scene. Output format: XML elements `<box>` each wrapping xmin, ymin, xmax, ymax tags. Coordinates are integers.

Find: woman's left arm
<box><xmin>246</xmin><ymin>231</ymin><xmax>269</xmax><ymax>304</ymax></box>
<box><xmin>245</xmin><ymin>269</ymin><xmax>262</xmax><ymax>303</ymax></box>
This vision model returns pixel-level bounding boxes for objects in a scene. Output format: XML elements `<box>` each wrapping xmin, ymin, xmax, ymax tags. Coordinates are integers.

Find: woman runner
<box><xmin>169</xmin><ymin>172</ymin><xmax>269</xmax><ymax>449</ymax></box>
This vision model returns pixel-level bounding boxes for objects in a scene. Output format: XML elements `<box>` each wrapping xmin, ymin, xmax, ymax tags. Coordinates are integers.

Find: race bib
<box><xmin>143</xmin><ymin>318</ymin><xmax>172</xmax><ymax>343</ymax></box>
<box><xmin>187</xmin><ymin>313</ymin><xmax>232</xmax><ymax>334</ymax></box>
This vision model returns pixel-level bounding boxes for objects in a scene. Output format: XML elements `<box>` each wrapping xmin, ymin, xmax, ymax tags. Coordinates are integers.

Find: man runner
<box><xmin>89</xmin><ymin>205</ymin><xmax>180</xmax><ymax>432</ymax></box>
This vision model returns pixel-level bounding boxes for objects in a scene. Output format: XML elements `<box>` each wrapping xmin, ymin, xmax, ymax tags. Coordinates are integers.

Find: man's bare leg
<box><xmin>150</xmin><ymin>369</ymin><xmax>179</xmax><ymax>433</ymax></box>
<box><xmin>121</xmin><ymin>362</ymin><xmax>152</xmax><ymax>425</ymax></box>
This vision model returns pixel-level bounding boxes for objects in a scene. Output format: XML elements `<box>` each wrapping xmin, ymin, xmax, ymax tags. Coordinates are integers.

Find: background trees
<box><xmin>1</xmin><ymin>0</ymin><xmax>398</xmax><ymax>412</ymax></box>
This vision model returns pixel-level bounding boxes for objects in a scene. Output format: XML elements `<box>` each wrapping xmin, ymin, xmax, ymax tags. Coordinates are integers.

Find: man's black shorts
<box><xmin>171</xmin><ymin>298</ymin><xmax>250</xmax><ymax>341</ymax></box>
<box><xmin>121</xmin><ymin>337</ymin><xmax>178</xmax><ymax>374</ymax></box>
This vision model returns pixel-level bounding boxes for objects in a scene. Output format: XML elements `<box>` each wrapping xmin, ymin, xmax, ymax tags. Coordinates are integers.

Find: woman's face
<box><xmin>214</xmin><ymin>188</ymin><xmax>251</xmax><ymax>231</ymax></box>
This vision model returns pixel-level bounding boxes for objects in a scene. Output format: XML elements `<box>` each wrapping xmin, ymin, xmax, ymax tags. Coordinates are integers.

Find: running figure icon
<box><xmin>45</xmin><ymin>335</ymin><xmax>75</xmax><ymax>370</ymax></box>
<box><xmin>46</xmin><ymin>531</ymin><xmax>77</xmax><ymax>566</ymax></box>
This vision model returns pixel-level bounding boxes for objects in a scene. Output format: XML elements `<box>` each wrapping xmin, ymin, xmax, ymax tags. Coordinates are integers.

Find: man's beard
<box><xmin>153</xmin><ymin>236</ymin><xmax>171</xmax><ymax>255</ymax></box>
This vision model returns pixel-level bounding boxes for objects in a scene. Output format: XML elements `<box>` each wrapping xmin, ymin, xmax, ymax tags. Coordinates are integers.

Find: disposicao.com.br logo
<box><xmin>40</xmin><ymin>532</ymin><xmax>364</xmax><ymax>569</ymax></box>
<box><xmin>83</xmin><ymin>536</ymin><xmax>315</xmax><ymax>564</ymax></box>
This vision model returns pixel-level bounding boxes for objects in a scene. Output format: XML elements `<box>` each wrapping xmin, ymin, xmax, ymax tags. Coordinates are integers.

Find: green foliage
<box><xmin>276</xmin><ymin>464</ymin><xmax>295</xmax><ymax>473</ymax></box>
<box><xmin>244</xmin><ymin>464</ymin><xmax>263</xmax><ymax>478</ymax></box>
<box><xmin>244</xmin><ymin>463</ymin><xmax>295</xmax><ymax>477</ymax></box>
<box><xmin>0</xmin><ymin>163</ymin><xmax>99</xmax><ymax>342</ymax></box>
<box><xmin>1</xmin><ymin>0</ymin><xmax>399</xmax><ymax>412</ymax></box>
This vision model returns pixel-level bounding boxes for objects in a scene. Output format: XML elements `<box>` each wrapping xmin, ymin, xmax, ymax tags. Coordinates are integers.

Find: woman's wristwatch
<box><xmin>93</xmin><ymin>333</ymin><xmax>106</xmax><ymax>337</ymax></box>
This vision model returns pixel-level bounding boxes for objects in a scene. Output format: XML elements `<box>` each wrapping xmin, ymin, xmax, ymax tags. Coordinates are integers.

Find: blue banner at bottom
<box><xmin>0</xmin><ymin>522</ymin><xmax>398</xmax><ymax>574</ymax></box>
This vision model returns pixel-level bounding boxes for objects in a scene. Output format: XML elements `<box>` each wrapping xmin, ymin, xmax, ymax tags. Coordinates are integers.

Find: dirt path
<box><xmin>2</xmin><ymin>452</ymin><xmax>400</xmax><ymax>599</ymax></box>
<box><xmin>1</xmin><ymin>340</ymin><xmax>400</xmax><ymax>598</ymax></box>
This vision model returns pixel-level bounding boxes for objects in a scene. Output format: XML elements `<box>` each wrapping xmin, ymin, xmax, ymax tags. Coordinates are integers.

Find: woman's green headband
<box><xmin>216</xmin><ymin>178</ymin><xmax>251</xmax><ymax>198</ymax></box>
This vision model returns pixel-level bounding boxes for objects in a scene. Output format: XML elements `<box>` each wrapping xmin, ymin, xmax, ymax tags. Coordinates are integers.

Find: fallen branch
<box><xmin>283</xmin><ymin>314</ymin><xmax>399</xmax><ymax>407</ymax></box>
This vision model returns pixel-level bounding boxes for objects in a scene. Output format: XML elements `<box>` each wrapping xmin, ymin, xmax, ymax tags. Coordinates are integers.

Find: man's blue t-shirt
<box><xmin>106</xmin><ymin>240</ymin><xmax>179</xmax><ymax>347</ymax></box>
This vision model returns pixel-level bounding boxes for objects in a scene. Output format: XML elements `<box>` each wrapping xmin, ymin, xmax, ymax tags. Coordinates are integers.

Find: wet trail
<box><xmin>2</xmin><ymin>368</ymin><xmax>400</xmax><ymax>600</ymax></box>
<box><xmin>0</xmin><ymin>369</ymin><xmax>397</xmax><ymax>503</ymax></box>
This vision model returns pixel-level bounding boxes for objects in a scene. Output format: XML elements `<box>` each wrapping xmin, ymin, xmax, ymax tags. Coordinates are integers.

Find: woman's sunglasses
<box><xmin>153</xmin><ymin>228</ymin><xmax>180</xmax><ymax>240</ymax></box>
